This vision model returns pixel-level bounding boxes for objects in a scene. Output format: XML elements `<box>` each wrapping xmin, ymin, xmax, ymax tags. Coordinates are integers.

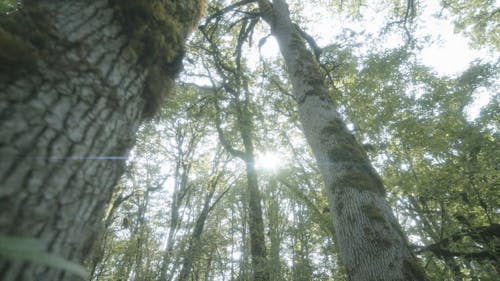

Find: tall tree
<box><xmin>257</xmin><ymin>0</ymin><xmax>426</xmax><ymax>280</ymax></box>
<box><xmin>159</xmin><ymin>118</ymin><xmax>203</xmax><ymax>281</ymax></box>
<box><xmin>0</xmin><ymin>1</ymin><xmax>204</xmax><ymax>280</ymax></box>
<box><xmin>210</xmin><ymin>73</ymin><xmax>270</xmax><ymax>281</ymax></box>
<box><xmin>194</xmin><ymin>12</ymin><xmax>271</xmax><ymax>280</ymax></box>
<box><xmin>176</xmin><ymin>151</ymin><xmax>230</xmax><ymax>281</ymax></box>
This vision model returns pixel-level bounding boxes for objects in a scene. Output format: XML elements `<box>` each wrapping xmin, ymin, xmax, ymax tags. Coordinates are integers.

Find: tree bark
<box><xmin>217</xmin><ymin>94</ymin><xmax>270</xmax><ymax>281</ymax></box>
<box><xmin>176</xmin><ymin>175</ymin><xmax>218</xmax><ymax>281</ymax></box>
<box><xmin>159</xmin><ymin>125</ymin><xmax>198</xmax><ymax>281</ymax></box>
<box><xmin>0</xmin><ymin>1</ymin><xmax>203</xmax><ymax>280</ymax></box>
<box><xmin>206</xmin><ymin>26</ymin><xmax>270</xmax><ymax>278</ymax></box>
<box><xmin>257</xmin><ymin>0</ymin><xmax>427</xmax><ymax>280</ymax></box>
<box><xmin>213</xmin><ymin>92</ymin><xmax>269</xmax><ymax>281</ymax></box>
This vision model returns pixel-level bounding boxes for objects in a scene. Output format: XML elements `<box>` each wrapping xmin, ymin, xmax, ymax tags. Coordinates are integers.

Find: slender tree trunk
<box><xmin>0</xmin><ymin>1</ymin><xmax>202</xmax><ymax>280</ymax></box>
<box><xmin>133</xmin><ymin>187</ymin><xmax>152</xmax><ymax>281</ymax></box>
<box><xmin>257</xmin><ymin>0</ymin><xmax>426</xmax><ymax>280</ymax></box>
<box><xmin>291</xmin><ymin>204</ymin><xmax>313</xmax><ymax>281</ymax></box>
<box><xmin>239</xmin><ymin>198</ymin><xmax>251</xmax><ymax>281</ymax></box>
<box><xmin>222</xmin><ymin>95</ymin><xmax>270</xmax><ymax>281</ymax></box>
<box><xmin>209</xmin><ymin>45</ymin><xmax>270</xmax><ymax>279</ymax></box>
<box><xmin>159</xmin><ymin>164</ymin><xmax>185</xmax><ymax>281</ymax></box>
<box><xmin>214</xmin><ymin>102</ymin><xmax>269</xmax><ymax>280</ymax></box>
<box><xmin>266</xmin><ymin>179</ymin><xmax>283</xmax><ymax>281</ymax></box>
<box><xmin>160</xmin><ymin>124</ymin><xmax>199</xmax><ymax>281</ymax></box>
<box><xmin>176</xmin><ymin>183</ymin><xmax>215</xmax><ymax>281</ymax></box>
<box><xmin>176</xmin><ymin>154</ymin><xmax>227</xmax><ymax>281</ymax></box>
<box><xmin>244</xmin><ymin>161</ymin><xmax>269</xmax><ymax>281</ymax></box>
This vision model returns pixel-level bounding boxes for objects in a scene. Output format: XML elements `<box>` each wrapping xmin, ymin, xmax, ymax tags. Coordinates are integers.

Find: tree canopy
<box><xmin>1</xmin><ymin>0</ymin><xmax>498</xmax><ymax>280</ymax></box>
<box><xmin>85</xmin><ymin>0</ymin><xmax>498</xmax><ymax>280</ymax></box>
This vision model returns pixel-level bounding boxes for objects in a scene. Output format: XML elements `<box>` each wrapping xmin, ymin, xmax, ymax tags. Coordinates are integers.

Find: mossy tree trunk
<box><xmin>214</xmin><ymin>94</ymin><xmax>270</xmax><ymax>281</ymax></box>
<box><xmin>257</xmin><ymin>0</ymin><xmax>427</xmax><ymax>280</ymax></box>
<box><xmin>202</xmin><ymin>19</ymin><xmax>270</xmax><ymax>279</ymax></box>
<box><xmin>0</xmin><ymin>1</ymin><xmax>203</xmax><ymax>280</ymax></box>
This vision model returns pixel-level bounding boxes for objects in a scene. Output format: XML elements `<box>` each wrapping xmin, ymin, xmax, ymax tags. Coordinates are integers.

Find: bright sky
<box><xmin>250</xmin><ymin>1</ymin><xmax>498</xmax><ymax>168</ymax></box>
<box><xmin>254</xmin><ymin>1</ymin><xmax>498</xmax><ymax>122</ymax></box>
<box><xmin>256</xmin><ymin>3</ymin><xmax>495</xmax><ymax>78</ymax></box>
<box><xmin>415</xmin><ymin>2</ymin><xmax>494</xmax><ymax>76</ymax></box>
<box><xmin>255</xmin><ymin>151</ymin><xmax>283</xmax><ymax>171</ymax></box>
<box><xmin>298</xmin><ymin>1</ymin><xmax>494</xmax><ymax>76</ymax></box>
<box><xmin>413</xmin><ymin>2</ymin><xmax>497</xmax><ymax>119</ymax></box>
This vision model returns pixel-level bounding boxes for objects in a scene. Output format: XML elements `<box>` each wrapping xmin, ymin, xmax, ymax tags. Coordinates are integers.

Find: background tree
<box><xmin>197</xmin><ymin>21</ymin><xmax>271</xmax><ymax>279</ymax></box>
<box><xmin>257</xmin><ymin>0</ymin><xmax>426</xmax><ymax>279</ymax></box>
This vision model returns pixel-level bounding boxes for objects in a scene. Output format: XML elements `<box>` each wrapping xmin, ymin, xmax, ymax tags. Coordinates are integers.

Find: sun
<box><xmin>255</xmin><ymin>151</ymin><xmax>282</xmax><ymax>171</ymax></box>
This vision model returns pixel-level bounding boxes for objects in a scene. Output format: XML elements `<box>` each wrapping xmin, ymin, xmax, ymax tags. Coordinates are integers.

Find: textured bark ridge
<box><xmin>258</xmin><ymin>0</ymin><xmax>426</xmax><ymax>280</ymax></box>
<box><xmin>0</xmin><ymin>1</ymin><xmax>203</xmax><ymax>280</ymax></box>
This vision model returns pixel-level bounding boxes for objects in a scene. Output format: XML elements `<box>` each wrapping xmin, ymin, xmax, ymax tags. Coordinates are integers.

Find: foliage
<box><xmin>0</xmin><ymin>0</ymin><xmax>17</xmax><ymax>13</ymax></box>
<box><xmin>440</xmin><ymin>0</ymin><xmax>500</xmax><ymax>50</ymax></box>
<box><xmin>84</xmin><ymin>0</ymin><xmax>499</xmax><ymax>280</ymax></box>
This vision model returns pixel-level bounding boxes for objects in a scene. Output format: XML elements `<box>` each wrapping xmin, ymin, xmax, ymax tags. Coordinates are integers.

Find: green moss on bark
<box><xmin>0</xmin><ymin>27</ymin><xmax>38</xmax><ymax>69</ymax></box>
<box><xmin>322</xmin><ymin>118</ymin><xmax>386</xmax><ymax>195</ymax></box>
<box><xmin>361</xmin><ymin>204</ymin><xmax>387</xmax><ymax>223</ymax></box>
<box><xmin>0</xmin><ymin>5</ymin><xmax>53</xmax><ymax>74</ymax></box>
<box><xmin>322</xmin><ymin>118</ymin><xmax>345</xmax><ymax>135</ymax></box>
<box><xmin>327</xmin><ymin>143</ymin><xmax>367</xmax><ymax>163</ymax></box>
<box><xmin>331</xmin><ymin>164</ymin><xmax>385</xmax><ymax>195</ymax></box>
<box><xmin>0</xmin><ymin>1</ymin><xmax>206</xmax><ymax>118</ymax></box>
<box><xmin>335</xmin><ymin>200</ymin><xmax>344</xmax><ymax>215</ymax></box>
<box><xmin>363</xmin><ymin>226</ymin><xmax>392</xmax><ymax>249</ymax></box>
<box><xmin>110</xmin><ymin>0</ymin><xmax>206</xmax><ymax>118</ymax></box>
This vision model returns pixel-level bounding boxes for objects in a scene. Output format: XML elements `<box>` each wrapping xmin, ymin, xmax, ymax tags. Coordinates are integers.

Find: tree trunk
<box><xmin>176</xmin><ymin>180</ymin><xmax>216</xmax><ymax>281</ymax></box>
<box><xmin>0</xmin><ymin>1</ymin><xmax>203</xmax><ymax>280</ymax></box>
<box><xmin>219</xmin><ymin>95</ymin><xmax>270</xmax><ymax>281</ymax></box>
<box><xmin>160</xmin><ymin>147</ymin><xmax>193</xmax><ymax>281</ymax></box>
<box><xmin>214</xmin><ymin>94</ymin><xmax>269</xmax><ymax>281</ymax></box>
<box><xmin>244</xmin><ymin>161</ymin><xmax>269</xmax><ymax>281</ymax></box>
<box><xmin>257</xmin><ymin>0</ymin><xmax>427</xmax><ymax>280</ymax></box>
<box><xmin>266</xmin><ymin>179</ymin><xmax>283</xmax><ymax>281</ymax></box>
<box><xmin>208</xmin><ymin>36</ymin><xmax>270</xmax><ymax>279</ymax></box>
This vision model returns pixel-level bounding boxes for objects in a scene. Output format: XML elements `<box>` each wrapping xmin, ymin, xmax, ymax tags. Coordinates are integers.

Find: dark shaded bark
<box><xmin>87</xmin><ymin>187</ymin><xmax>134</xmax><ymax>280</ymax></box>
<box><xmin>0</xmin><ymin>1</ymin><xmax>203</xmax><ymax>280</ymax></box>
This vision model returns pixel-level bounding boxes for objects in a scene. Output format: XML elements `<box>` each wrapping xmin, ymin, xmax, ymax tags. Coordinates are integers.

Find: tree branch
<box><xmin>294</xmin><ymin>23</ymin><xmax>322</xmax><ymax>61</ymax></box>
<box><xmin>213</xmin><ymin>97</ymin><xmax>247</xmax><ymax>160</ymax></box>
<box><xmin>203</xmin><ymin>0</ymin><xmax>258</xmax><ymax>24</ymax></box>
<box><xmin>414</xmin><ymin>223</ymin><xmax>500</xmax><ymax>261</ymax></box>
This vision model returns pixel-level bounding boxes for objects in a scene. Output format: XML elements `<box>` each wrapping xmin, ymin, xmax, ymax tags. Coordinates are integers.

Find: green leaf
<box><xmin>0</xmin><ymin>235</ymin><xmax>88</xmax><ymax>279</ymax></box>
